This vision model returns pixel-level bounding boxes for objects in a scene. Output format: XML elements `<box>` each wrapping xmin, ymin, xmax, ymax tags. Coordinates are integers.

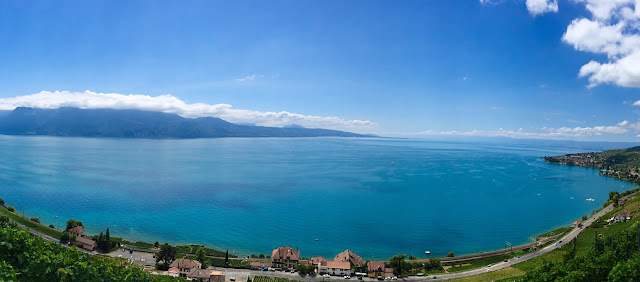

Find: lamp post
<box><xmin>56</xmin><ymin>216</ymin><xmax>59</xmax><ymax>230</ymax></box>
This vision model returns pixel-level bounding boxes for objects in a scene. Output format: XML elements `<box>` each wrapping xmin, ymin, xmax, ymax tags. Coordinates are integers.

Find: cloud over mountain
<box><xmin>0</xmin><ymin>91</ymin><xmax>378</xmax><ymax>133</ymax></box>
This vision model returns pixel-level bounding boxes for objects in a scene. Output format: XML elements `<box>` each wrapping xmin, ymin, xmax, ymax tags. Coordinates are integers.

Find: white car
<box><xmin>344</xmin><ymin>276</ymin><xmax>351</xmax><ymax>279</ymax></box>
<box><xmin>323</xmin><ymin>274</ymin><xmax>331</xmax><ymax>278</ymax></box>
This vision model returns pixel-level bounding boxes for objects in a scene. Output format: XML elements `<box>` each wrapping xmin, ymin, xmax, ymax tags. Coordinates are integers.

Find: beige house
<box><xmin>75</xmin><ymin>236</ymin><xmax>96</xmax><ymax>250</ymax></box>
<box><xmin>271</xmin><ymin>246</ymin><xmax>300</xmax><ymax>269</ymax></box>
<box><xmin>170</xmin><ymin>258</ymin><xmax>202</xmax><ymax>277</ymax></box>
<box><xmin>334</xmin><ymin>249</ymin><xmax>364</xmax><ymax>268</ymax></box>
<box><xmin>209</xmin><ymin>271</ymin><xmax>226</xmax><ymax>282</ymax></box>
<box><xmin>319</xmin><ymin>261</ymin><xmax>353</xmax><ymax>276</ymax></box>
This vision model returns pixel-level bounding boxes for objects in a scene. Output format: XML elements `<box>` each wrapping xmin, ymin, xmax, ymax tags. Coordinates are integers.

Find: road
<box><xmin>429</xmin><ymin>204</ymin><xmax>614</xmax><ymax>281</ymax></box>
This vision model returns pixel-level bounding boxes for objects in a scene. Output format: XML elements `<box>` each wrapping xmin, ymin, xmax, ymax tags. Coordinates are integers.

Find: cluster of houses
<box><xmin>250</xmin><ymin>246</ymin><xmax>396</xmax><ymax>278</ymax></box>
<box><xmin>67</xmin><ymin>225</ymin><xmax>97</xmax><ymax>251</ymax></box>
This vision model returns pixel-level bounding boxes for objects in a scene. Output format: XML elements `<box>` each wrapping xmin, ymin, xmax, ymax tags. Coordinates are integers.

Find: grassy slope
<box><xmin>448</xmin><ymin>267</ymin><xmax>525</xmax><ymax>282</ymax></box>
<box><xmin>509</xmin><ymin>192</ymin><xmax>640</xmax><ymax>277</ymax></box>
<box><xmin>0</xmin><ymin>205</ymin><xmax>63</xmax><ymax>239</ymax></box>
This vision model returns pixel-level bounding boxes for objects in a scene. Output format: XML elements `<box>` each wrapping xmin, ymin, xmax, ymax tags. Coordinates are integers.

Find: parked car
<box><xmin>323</xmin><ymin>274</ymin><xmax>331</xmax><ymax>278</ymax></box>
<box><xmin>344</xmin><ymin>276</ymin><xmax>350</xmax><ymax>279</ymax></box>
<box><xmin>503</xmin><ymin>259</ymin><xmax>508</xmax><ymax>262</ymax></box>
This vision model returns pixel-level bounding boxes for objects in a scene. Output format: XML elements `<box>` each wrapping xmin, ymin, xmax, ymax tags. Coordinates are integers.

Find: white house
<box><xmin>614</xmin><ymin>210</ymin><xmax>631</xmax><ymax>223</ymax></box>
<box><xmin>319</xmin><ymin>261</ymin><xmax>353</xmax><ymax>276</ymax></box>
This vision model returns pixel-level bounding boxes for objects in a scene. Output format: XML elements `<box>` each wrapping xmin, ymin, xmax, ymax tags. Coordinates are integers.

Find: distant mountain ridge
<box><xmin>0</xmin><ymin>107</ymin><xmax>374</xmax><ymax>139</ymax></box>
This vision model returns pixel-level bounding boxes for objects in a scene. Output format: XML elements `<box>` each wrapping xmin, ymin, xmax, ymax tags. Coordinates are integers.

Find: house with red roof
<box><xmin>271</xmin><ymin>246</ymin><xmax>300</xmax><ymax>269</ymax></box>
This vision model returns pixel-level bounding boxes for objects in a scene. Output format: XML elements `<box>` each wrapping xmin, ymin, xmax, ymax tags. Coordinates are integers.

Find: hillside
<box><xmin>0</xmin><ymin>107</ymin><xmax>373</xmax><ymax>139</ymax></box>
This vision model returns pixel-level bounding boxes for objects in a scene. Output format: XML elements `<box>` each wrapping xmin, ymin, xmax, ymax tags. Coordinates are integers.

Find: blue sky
<box><xmin>1</xmin><ymin>0</ymin><xmax>640</xmax><ymax>140</ymax></box>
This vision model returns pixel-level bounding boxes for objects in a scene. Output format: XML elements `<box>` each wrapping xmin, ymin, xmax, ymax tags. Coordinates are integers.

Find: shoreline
<box><xmin>3</xmin><ymin>148</ymin><xmax>637</xmax><ymax>264</ymax></box>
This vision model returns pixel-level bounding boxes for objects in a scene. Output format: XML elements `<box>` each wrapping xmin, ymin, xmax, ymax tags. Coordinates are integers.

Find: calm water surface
<box><xmin>0</xmin><ymin>136</ymin><xmax>634</xmax><ymax>259</ymax></box>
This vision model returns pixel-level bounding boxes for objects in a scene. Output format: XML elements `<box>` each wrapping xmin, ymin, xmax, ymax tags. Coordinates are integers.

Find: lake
<box><xmin>0</xmin><ymin>135</ymin><xmax>634</xmax><ymax>259</ymax></box>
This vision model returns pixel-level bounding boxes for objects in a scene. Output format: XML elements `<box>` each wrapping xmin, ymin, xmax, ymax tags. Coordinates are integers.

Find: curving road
<box><xmin>429</xmin><ymin>203</ymin><xmax>613</xmax><ymax>281</ymax></box>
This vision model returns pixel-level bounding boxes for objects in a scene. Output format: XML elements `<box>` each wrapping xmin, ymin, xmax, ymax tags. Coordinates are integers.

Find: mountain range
<box><xmin>0</xmin><ymin>107</ymin><xmax>374</xmax><ymax>139</ymax></box>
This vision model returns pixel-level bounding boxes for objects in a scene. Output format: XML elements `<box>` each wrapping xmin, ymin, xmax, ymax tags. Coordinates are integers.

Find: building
<box><xmin>367</xmin><ymin>261</ymin><xmax>387</xmax><ymax>278</ymax></box>
<box><xmin>271</xmin><ymin>246</ymin><xmax>300</xmax><ymax>269</ymax></box>
<box><xmin>209</xmin><ymin>271</ymin><xmax>225</xmax><ymax>282</ymax></box>
<box><xmin>384</xmin><ymin>268</ymin><xmax>394</xmax><ymax>278</ymax></box>
<box><xmin>334</xmin><ymin>249</ymin><xmax>364</xmax><ymax>268</ymax></box>
<box><xmin>75</xmin><ymin>236</ymin><xmax>96</xmax><ymax>250</ymax></box>
<box><xmin>311</xmin><ymin>257</ymin><xmax>327</xmax><ymax>266</ymax></box>
<box><xmin>572</xmin><ymin>220</ymin><xmax>583</xmax><ymax>228</ymax></box>
<box><xmin>614</xmin><ymin>210</ymin><xmax>631</xmax><ymax>223</ymax></box>
<box><xmin>167</xmin><ymin>267</ymin><xmax>180</xmax><ymax>277</ymax></box>
<box><xmin>170</xmin><ymin>258</ymin><xmax>202</xmax><ymax>277</ymax></box>
<box><xmin>68</xmin><ymin>226</ymin><xmax>85</xmax><ymax>236</ymax></box>
<box><xmin>250</xmin><ymin>261</ymin><xmax>272</xmax><ymax>270</ymax></box>
<box><xmin>187</xmin><ymin>268</ymin><xmax>212</xmax><ymax>282</ymax></box>
<box><xmin>318</xmin><ymin>261</ymin><xmax>353</xmax><ymax>276</ymax></box>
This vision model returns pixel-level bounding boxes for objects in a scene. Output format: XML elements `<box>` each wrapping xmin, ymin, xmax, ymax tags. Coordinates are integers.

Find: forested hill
<box><xmin>543</xmin><ymin>146</ymin><xmax>640</xmax><ymax>184</ymax></box>
<box><xmin>0</xmin><ymin>107</ymin><xmax>374</xmax><ymax>139</ymax></box>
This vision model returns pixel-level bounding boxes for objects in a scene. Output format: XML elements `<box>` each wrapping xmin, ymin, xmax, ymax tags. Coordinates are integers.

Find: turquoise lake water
<box><xmin>0</xmin><ymin>135</ymin><xmax>636</xmax><ymax>259</ymax></box>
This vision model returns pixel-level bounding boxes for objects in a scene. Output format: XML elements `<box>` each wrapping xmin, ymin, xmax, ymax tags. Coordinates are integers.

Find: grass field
<box><xmin>444</xmin><ymin>253</ymin><xmax>516</xmax><ymax>273</ymax></box>
<box><xmin>448</xmin><ymin>267</ymin><xmax>524</xmax><ymax>282</ymax></box>
<box><xmin>0</xmin><ymin>205</ymin><xmax>63</xmax><ymax>239</ymax></box>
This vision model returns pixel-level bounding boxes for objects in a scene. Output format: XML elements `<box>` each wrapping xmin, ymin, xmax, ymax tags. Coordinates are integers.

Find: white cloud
<box><xmin>526</xmin><ymin>0</ymin><xmax>559</xmax><ymax>16</ymax></box>
<box><xmin>565</xmin><ymin>0</ymin><xmax>640</xmax><ymax>88</ymax></box>
<box><xmin>235</xmin><ymin>74</ymin><xmax>264</xmax><ymax>82</ymax></box>
<box><xmin>0</xmin><ymin>91</ymin><xmax>378</xmax><ymax>133</ymax></box>
<box><xmin>416</xmin><ymin>121</ymin><xmax>632</xmax><ymax>139</ymax></box>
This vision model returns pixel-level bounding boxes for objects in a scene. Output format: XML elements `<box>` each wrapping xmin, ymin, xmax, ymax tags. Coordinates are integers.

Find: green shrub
<box><xmin>7</xmin><ymin>206</ymin><xmax>15</xmax><ymax>212</ymax></box>
<box><xmin>49</xmin><ymin>224</ymin><xmax>55</xmax><ymax>228</ymax></box>
<box><xmin>30</xmin><ymin>217</ymin><xmax>40</xmax><ymax>223</ymax></box>
<box><xmin>0</xmin><ymin>198</ymin><xmax>4</xmax><ymax>207</ymax></box>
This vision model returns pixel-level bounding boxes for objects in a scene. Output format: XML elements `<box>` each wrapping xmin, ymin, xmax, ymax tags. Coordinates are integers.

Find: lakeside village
<box><xmin>543</xmin><ymin>146</ymin><xmax>640</xmax><ymax>185</ymax></box>
<box><xmin>64</xmin><ymin>221</ymin><xmax>438</xmax><ymax>281</ymax></box>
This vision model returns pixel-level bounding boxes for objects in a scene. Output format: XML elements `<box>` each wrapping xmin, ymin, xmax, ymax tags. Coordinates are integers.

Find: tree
<box><xmin>446</xmin><ymin>252</ymin><xmax>455</xmax><ymax>257</ymax></box>
<box><xmin>156</xmin><ymin>243</ymin><xmax>177</xmax><ymax>264</ymax></box>
<box><xmin>49</xmin><ymin>224</ymin><xmax>55</xmax><ymax>228</ymax></box>
<box><xmin>30</xmin><ymin>217</ymin><xmax>40</xmax><ymax>223</ymax></box>
<box><xmin>225</xmin><ymin>249</ymin><xmax>229</xmax><ymax>268</ymax></box>
<box><xmin>7</xmin><ymin>206</ymin><xmax>15</xmax><ymax>212</ymax></box>
<box><xmin>154</xmin><ymin>241</ymin><xmax>160</xmax><ymax>248</ymax></box>
<box><xmin>408</xmin><ymin>255</ymin><xmax>417</xmax><ymax>260</ymax></box>
<box><xmin>296</xmin><ymin>264</ymin><xmax>308</xmax><ymax>273</ymax></box>
<box><xmin>65</xmin><ymin>219</ymin><xmax>83</xmax><ymax>231</ymax></box>
<box><xmin>582</xmin><ymin>214</ymin><xmax>588</xmax><ymax>221</ymax></box>
<box><xmin>609</xmin><ymin>191</ymin><xmax>620</xmax><ymax>200</ymax></box>
<box><xmin>69</xmin><ymin>234</ymin><xmax>77</xmax><ymax>244</ymax></box>
<box><xmin>0</xmin><ymin>198</ymin><xmax>4</xmax><ymax>207</ymax></box>
<box><xmin>388</xmin><ymin>254</ymin><xmax>408</xmax><ymax>276</ymax></box>
<box><xmin>60</xmin><ymin>231</ymin><xmax>70</xmax><ymax>242</ymax></box>
<box><xmin>195</xmin><ymin>247</ymin><xmax>206</xmax><ymax>265</ymax></box>
<box><xmin>259</xmin><ymin>253</ymin><xmax>265</xmax><ymax>258</ymax></box>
